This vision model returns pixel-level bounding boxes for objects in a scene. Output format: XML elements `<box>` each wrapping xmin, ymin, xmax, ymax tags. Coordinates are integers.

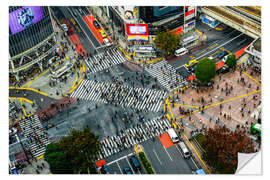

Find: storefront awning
<box><xmin>128</xmin><ymin>35</ymin><xmax>148</xmax><ymax>41</ymax></box>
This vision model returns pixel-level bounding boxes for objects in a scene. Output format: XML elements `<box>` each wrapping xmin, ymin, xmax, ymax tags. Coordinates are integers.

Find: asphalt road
<box><xmin>104</xmin><ymin>147</ymin><xmax>145</xmax><ymax>174</ymax></box>
<box><xmin>141</xmin><ymin>136</ymin><xmax>198</xmax><ymax>174</ymax></box>
<box><xmin>55</xmin><ymin>7</ymin><xmax>100</xmax><ymax>55</ymax></box>
<box><xmin>170</xmin><ymin>22</ymin><xmax>254</xmax><ymax>70</ymax></box>
<box><xmin>9</xmin><ymin>89</ymin><xmax>58</xmax><ymax>110</ymax></box>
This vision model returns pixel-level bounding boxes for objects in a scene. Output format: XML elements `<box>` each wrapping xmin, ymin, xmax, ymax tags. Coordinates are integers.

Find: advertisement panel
<box><xmin>185</xmin><ymin>8</ymin><xmax>195</xmax><ymax>17</ymax></box>
<box><xmin>126</xmin><ymin>24</ymin><xmax>149</xmax><ymax>36</ymax></box>
<box><xmin>171</xmin><ymin>26</ymin><xmax>184</xmax><ymax>35</ymax></box>
<box><xmin>9</xmin><ymin>6</ymin><xmax>44</xmax><ymax>35</ymax></box>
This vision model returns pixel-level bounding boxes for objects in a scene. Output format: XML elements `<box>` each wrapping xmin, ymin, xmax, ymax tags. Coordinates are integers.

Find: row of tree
<box><xmin>44</xmin><ymin>128</ymin><xmax>101</xmax><ymax>174</ymax></box>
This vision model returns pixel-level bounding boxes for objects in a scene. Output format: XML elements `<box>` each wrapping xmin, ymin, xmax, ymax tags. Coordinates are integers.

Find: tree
<box><xmin>153</xmin><ymin>30</ymin><xmax>181</xmax><ymax>57</ymax></box>
<box><xmin>202</xmin><ymin>126</ymin><xmax>255</xmax><ymax>174</ymax></box>
<box><xmin>195</xmin><ymin>57</ymin><xmax>216</xmax><ymax>83</ymax></box>
<box><xmin>225</xmin><ymin>53</ymin><xmax>237</xmax><ymax>68</ymax></box>
<box><xmin>44</xmin><ymin>143</ymin><xmax>72</xmax><ymax>174</ymax></box>
<box><xmin>59</xmin><ymin>128</ymin><xmax>101</xmax><ymax>174</ymax></box>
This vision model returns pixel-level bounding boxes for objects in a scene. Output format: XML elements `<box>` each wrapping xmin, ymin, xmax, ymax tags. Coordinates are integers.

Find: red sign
<box><xmin>185</xmin><ymin>6</ymin><xmax>189</xmax><ymax>9</ymax></box>
<box><xmin>171</xmin><ymin>26</ymin><xmax>184</xmax><ymax>35</ymax></box>
<box><xmin>126</xmin><ymin>24</ymin><xmax>149</xmax><ymax>36</ymax></box>
<box><xmin>185</xmin><ymin>9</ymin><xmax>195</xmax><ymax>16</ymax></box>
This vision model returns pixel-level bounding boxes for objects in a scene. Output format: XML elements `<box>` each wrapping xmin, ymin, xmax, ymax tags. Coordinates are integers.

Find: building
<box><xmin>245</xmin><ymin>37</ymin><xmax>261</xmax><ymax>66</ymax></box>
<box><xmin>9</xmin><ymin>6</ymin><xmax>57</xmax><ymax>83</ymax></box>
<box><xmin>90</xmin><ymin>6</ymin><xmax>197</xmax><ymax>51</ymax></box>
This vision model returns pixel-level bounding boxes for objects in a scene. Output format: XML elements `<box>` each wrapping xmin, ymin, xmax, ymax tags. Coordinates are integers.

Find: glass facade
<box><xmin>139</xmin><ymin>6</ymin><xmax>184</xmax><ymax>23</ymax></box>
<box><xmin>9</xmin><ymin>6</ymin><xmax>54</xmax><ymax>57</ymax></box>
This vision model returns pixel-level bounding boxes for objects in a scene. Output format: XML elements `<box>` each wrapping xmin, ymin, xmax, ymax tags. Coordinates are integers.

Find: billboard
<box><xmin>9</xmin><ymin>6</ymin><xmax>44</xmax><ymax>35</ymax></box>
<box><xmin>126</xmin><ymin>24</ymin><xmax>149</xmax><ymax>36</ymax></box>
<box><xmin>185</xmin><ymin>8</ymin><xmax>195</xmax><ymax>17</ymax></box>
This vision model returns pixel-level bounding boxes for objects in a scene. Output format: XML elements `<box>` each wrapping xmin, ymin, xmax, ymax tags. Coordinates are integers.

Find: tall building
<box><xmin>9</xmin><ymin>6</ymin><xmax>57</xmax><ymax>82</ymax></box>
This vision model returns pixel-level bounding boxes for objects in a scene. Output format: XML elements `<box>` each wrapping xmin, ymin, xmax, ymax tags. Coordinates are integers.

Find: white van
<box><xmin>175</xmin><ymin>47</ymin><xmax>188</xmax><ymax>57</ymax></box>
<box><xmin>167</xmin><ymin>128</ymin><xmax>179</xmax><ymax>143</ymax></box>
<box><xmin>179</xmin><ymin>141</ymin><xmax>190</xmax><ymax>159</ymax></box>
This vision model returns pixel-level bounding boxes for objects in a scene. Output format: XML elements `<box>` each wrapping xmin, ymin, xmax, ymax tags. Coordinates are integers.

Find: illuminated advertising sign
<box><xmin>9</xmin><ymin>6</ymin><xmax>44</xmax><ymax>35</ymax></box>
<box><xmin>126</xmin><ymin>24</ymin><xmax>149</xmax><ymax>36</ymax></box>
<box><xmin>185</xmin><ymin>8</ymin><xmax>195</xmax><ymax>17</ymax></box>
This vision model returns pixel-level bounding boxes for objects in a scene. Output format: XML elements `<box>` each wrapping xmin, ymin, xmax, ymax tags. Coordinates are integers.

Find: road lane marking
<box><xmin>190</xmin><ymin>156</ymin><xmax>199</xmax><ymax>170</ymax></box>
<box><xmin>176</xmin><ymin>33</ymin><xmax>244</xmax><ymax>70</ymax></box>
<box><xmin>125</xmin><ymin>156</ymin><xmax>135</xmax><ymax>174</ymax></box>
<box><xmin>168</xmin><ymin>104</ymin><xmax>174</xmax><ymax>120</ymax></box>
<box><xmin>237</xmin><ymin>56</ymin><xmax>249</xmax><ymax>66</ymax></box>
<box><xmin>153</xmin><ymin>149</ymin><xmax>163</xmax><ymax>165</ymax></box>
<box><xmin>116</xmin><ymin>161</ymin><xmax>123</xmax><ymax>174</ymax></box>
<box><xmin>169</xmin><ymin>103</ymin><xmax>199</xmax><ymax>109</ymax></box>
<box><xmin>175</xmin><ymin>144</ymin><xmax>184</xmax><ymax>158</ymax></box>
<box><xmin>106</xmin><ymin>152</ymin><xmax>135</xmax><ymax>166</ymax></box>
<box><xmin>161</xmin><ymin>144</ymin><xmax>173</xmax><ymax>161</ymax></box>
<box><xmin>176</xmin><ymin>89</ymin><xmax>261</xmax><ymax>120</ymax></box>
<box><xmin>68</xmin><ymin>8</ymin><xmax>99</xmax><ymax>49</ymax></box>
<box><xmin>9</xmin><ymin>87</ymin><xmax>48</xmax><ymax>96</ymax></box>
<box><xmin>182</xmin><ymin>134</ymin><xmax>211</xmax><ymax>174</ymax></box>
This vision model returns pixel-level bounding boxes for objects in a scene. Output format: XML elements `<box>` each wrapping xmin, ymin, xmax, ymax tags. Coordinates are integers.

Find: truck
<box><xmin>168</xmin><ymin>128</ymin><xmax>180</xmax><ymax>143</ymax></box>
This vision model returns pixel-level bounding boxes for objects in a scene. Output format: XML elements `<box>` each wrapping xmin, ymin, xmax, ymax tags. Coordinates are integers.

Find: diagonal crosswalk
<box><xmin>18</xmin><ymin>115</ymin><xmax>50</xmax><ymax>158</ymax></box>
<box><xmin>96</xmin><ymin>116</ymin><xmax>172</xmax><ymax>160</ymax></box>
<box><xmin>70</xmin><ymin>79</ymin><xmax>168</xmax><ymax>112</ymax></box>
<box><xmin>84</xmin><ymin>47</ymin><xmax>127</xmax><ymax>74</ymax></box>
<box><xmin>144</xmin><ymin>60</ymin><xmax>188</xmax><ymax>92</ymax></box>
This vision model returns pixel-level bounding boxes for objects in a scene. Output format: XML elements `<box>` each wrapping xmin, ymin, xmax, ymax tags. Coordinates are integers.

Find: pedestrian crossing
<box><xmin>70</xmin><ymin>79</ymin><xmax>168</xmax><ymax>112</ymax></box>
<box><xmin>18</xmin><ymin>115</ymin><xmax>50</xmax><ymax>158</ymax></box>
<box><xmin>84</xmin><ymin>47</ymin><xmax>127</xmax><ymax>74</ymax></box>
<box><xmin>144</xmin><ymin>60</ymin><xmax>188</xmax><ymax>92</ymax></box>
<box><xmin>96</xmin><ymin>116</ymin><xmax>172</xmax><ymax>160</ymax></box>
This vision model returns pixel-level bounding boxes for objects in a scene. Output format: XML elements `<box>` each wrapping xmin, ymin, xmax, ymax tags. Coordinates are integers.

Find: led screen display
<box><xmin>9</xmin><ymin>6</ymin><xmax>44</xmax><ymax>35</ymax></box>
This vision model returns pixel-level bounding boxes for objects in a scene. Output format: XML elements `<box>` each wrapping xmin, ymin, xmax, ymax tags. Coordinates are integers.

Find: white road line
<box><xmin>125</xmin><ymin>156</ymin><xmax>135</xmax><ymax>174</ymax></box>
<box><xmin>190</xmin><ymin>157</ymin><xmax>199</xmax><ymax>170</ymax></box>
<box><xmin>106</xmin><ymin>152</ymin><xmax>135</xmax><ymax>166</ymax></box>
<box><xmin>162</xmin><ymin>145</ymin><xmax>173</xmax><ymax>161</ymax></box>
<box><xmin>176</xmin><ymin>33</ymin><xmax>244</xmax><ymax>70</ymax></box>
<box><xmin>116</xmin><ymin>161</ymin><xmax>123</xmax><ymax>174</ymax></box>
<box><xmin>67</xmin><ymin>8</ymin><xmax>98</xmax><ymax>50</ymax></box>
<box><xmin>175</xmin><ymin>144</ymin><xmax>184</xmax><ymax>158</ymax></box>
<box><xmin>153</xmin><ymin>149</ymin><xmax>163</xmax><ymax>165</ymax></box>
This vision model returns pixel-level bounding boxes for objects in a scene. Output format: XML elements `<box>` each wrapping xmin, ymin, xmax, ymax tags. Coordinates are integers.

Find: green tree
<box><xmin>195</xmin><ymin>57</ymin><xmax>216</xmax><ymax>83</ymax></box>
<box><xmin>44</xmin><ymin>143</ymin><xmax>72</xmax><ymax>174</ymax></box>
<box><xmin>225</xmin><ymin>53</ymin><xmax>237</xmax><ymax>68</ymax></box>
<box><xmin>153</xmin><ymin>30</ymin><xmax>181</xmax><ymax>57</ymax></box>
<box><xmin>59</xmin><ymin>128</ymin><xmax>101</xmax><ymax>174</ymax></box>
<box><xmin>202</xmin><ymin>126</ymin><xmax>255</xmax><ymax>174</ymax></box>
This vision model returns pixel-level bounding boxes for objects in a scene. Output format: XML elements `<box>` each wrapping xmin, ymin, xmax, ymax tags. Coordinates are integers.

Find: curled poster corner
<box><xmin>235</xmin><ymin>151</ymin><xmax>262</xmax><ymax>174</ymax></box>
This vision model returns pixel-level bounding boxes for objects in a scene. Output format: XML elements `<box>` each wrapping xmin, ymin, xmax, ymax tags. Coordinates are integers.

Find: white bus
<box><xmin>167</xmin><ymin>128</ymin><xmax>180</xmax><ymax>143</ymax></box>
<box><xmin>179</xmin><ymin>141</ymin><xmax>190</xmax><ymax>159</ymax></box>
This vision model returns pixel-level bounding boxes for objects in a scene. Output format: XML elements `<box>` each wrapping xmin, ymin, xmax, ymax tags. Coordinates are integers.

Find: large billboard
<box><xmin>126</xmin><ymin>24</ymin><xmax>149</xmax><ymax>36</ymax></box>
<box><xmin>9</xmin><ymin>6</ymin><xmax>44</xmax><ymax>35</ymax></box>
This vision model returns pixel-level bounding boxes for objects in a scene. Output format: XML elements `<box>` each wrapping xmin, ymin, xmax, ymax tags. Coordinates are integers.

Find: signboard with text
<box><xmin>126</xmin><ymin>24</ymin><xmax>149</xmax><ymax>36</ymax></box>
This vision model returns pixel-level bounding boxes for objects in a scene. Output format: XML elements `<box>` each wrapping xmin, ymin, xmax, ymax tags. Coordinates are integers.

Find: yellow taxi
<box><xmin>99</xmin><ymin>29</ymin><xmax>107</xmax><ymax>38</ymax></box>
<box><xmin>184</xmin><ymin>59</ymin><xmax>198</xmax><ymax>68</ymax></box>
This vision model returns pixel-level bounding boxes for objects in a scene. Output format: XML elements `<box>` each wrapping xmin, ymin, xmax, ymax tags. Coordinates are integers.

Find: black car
<box><xmin>217</xmin><ymin>51</ymin><xmax>229</xmax><ymax>60</ymax></box>
<box><xmin>93</xmin><ymin>20</ymin><xmax>100</xmax><ymax>29</ymax></box>
<box><xmin>123</xmin><ymin>167</ymin><xmax>133</xmax><ymax>174</ymax></box>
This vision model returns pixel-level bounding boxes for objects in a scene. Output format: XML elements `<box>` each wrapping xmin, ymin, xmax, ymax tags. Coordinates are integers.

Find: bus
<box><xmin>251</xmin><ymin>123</ymin><xmax>261</xmax><ymax>138</ymax></box>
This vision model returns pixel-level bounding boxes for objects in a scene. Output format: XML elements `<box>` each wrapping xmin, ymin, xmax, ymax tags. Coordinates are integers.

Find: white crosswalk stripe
<box><xmin>84</xmin><ymin>48</ymin><xmax>127</xmax><ymax>74</ymax></box>
<box><xmin>96</xmin><ymin>116</ymin><xmax>171</xmax><ymax>160</ymax></box>
<box><xmin>70</xmin><ymin>79</ymin><xmax>168</xmax><ymax>112</ymax></box>
<box><xmin>18</xmin><ymin>115</ymin><xmax>50</xmax><ymax>158</ymax></box>
<box><xmin>144</xmin><ymin>60</ymin><xmax>188</xmax><ymax>92</ymax></box>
